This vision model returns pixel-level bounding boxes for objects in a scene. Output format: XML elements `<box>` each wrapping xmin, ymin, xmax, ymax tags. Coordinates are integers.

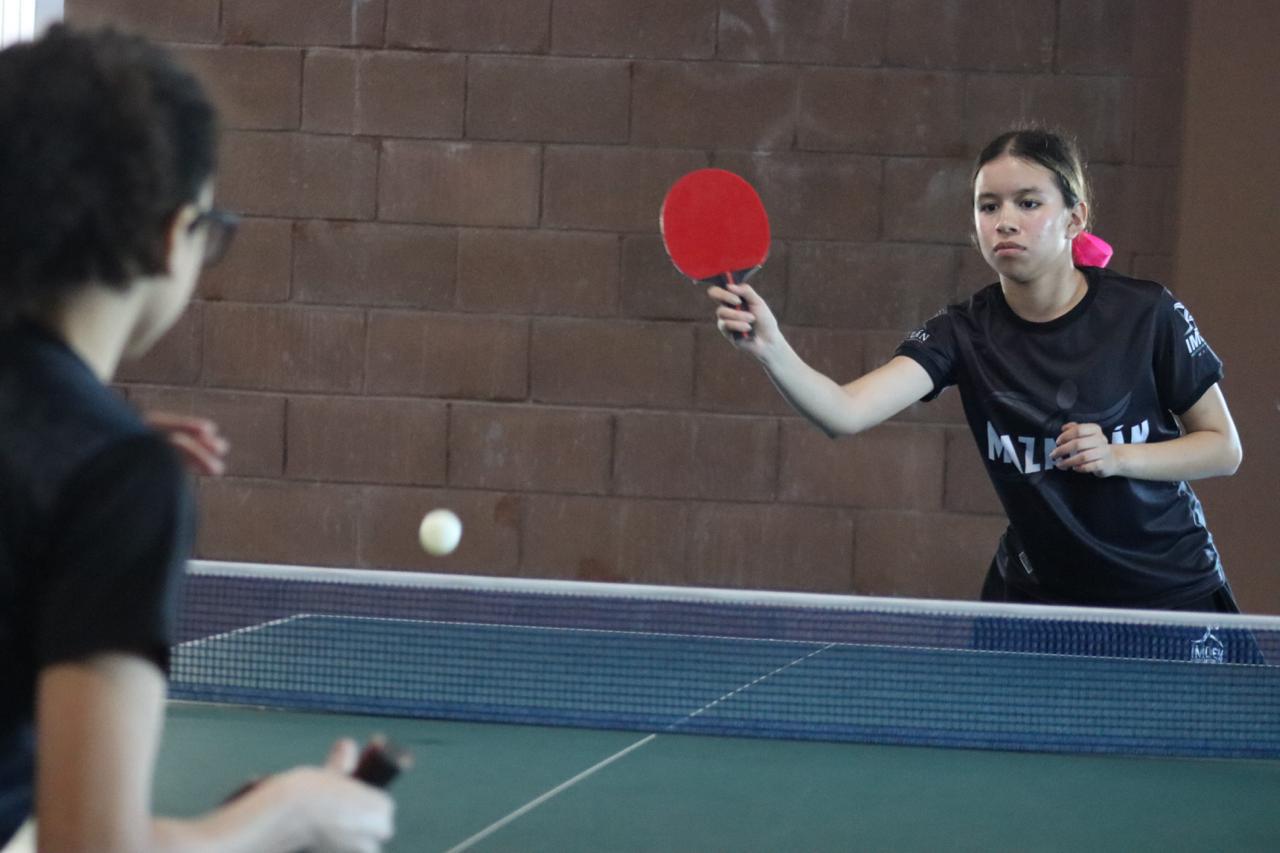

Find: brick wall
<box><xmin>1171</xmin><ymin>0</ymin><xmax>1280</xmax><ymax>613</ymax></box>
<box><xmin>66</xmin><ymin>0</ymin><xmax>1190</xmax><ymax>598</ymax></box>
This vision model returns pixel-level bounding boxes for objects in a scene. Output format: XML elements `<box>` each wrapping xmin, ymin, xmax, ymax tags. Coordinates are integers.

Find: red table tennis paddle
<box><xmin>660</xmin><ymin>168</ymin><xmax>771</xmax><ymax>338</ymax></box>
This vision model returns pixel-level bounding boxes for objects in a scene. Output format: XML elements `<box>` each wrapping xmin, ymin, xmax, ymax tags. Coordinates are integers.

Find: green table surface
<box><xmin>157</xmin><ymin>702</ymin><xmax>1280</xmax><ymax>852</ymax></box>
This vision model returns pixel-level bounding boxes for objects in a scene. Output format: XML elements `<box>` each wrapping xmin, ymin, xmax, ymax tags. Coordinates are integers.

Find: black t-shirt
<box><xmin>895</xmin><ymin>267</ymin><xmax>1226</xmax><ymax>608</ymax></box>
<box><xmin>0</xmin><ymin>323</ymin><xmax>194</xmax><ymax>844</ymax></box>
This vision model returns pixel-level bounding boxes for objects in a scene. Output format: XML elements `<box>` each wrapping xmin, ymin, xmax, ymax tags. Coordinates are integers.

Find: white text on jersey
<box><xmin>986</xmin><ymin>420</ymin><xmax>1151</xmax><ymax>474</ymax></box>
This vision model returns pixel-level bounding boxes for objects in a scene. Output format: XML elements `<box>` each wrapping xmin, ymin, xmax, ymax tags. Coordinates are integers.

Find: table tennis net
<box><xmin>171</xmin><ymin>561</ymin><xmax>1280</xmax><ymax>759</ymax></box>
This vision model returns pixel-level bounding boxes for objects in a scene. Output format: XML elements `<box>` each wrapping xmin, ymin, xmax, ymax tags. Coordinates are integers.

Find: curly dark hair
<box><xmin>0</xmin><ymin>24</ymin><xmax>217</xmax><ymax>322</ymax></box>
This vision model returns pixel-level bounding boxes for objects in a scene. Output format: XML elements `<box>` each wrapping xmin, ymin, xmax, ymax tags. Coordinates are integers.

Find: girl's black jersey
<box><xmin>0</xmin><ymin>323</ymin><xmax>194</xmax><ymax>844</ymax></box>
<box><xmin>895</xmin><ymin>266</ymin><xmax>1226</xmax><ymax>607</ymax></box>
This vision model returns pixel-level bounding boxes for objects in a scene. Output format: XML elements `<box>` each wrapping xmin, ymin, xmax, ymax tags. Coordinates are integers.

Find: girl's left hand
<box><xmin>146</xmin><ymin>411</ymin><xmax>229</xmax><ymax>476</ymax></box>
<box><xmin>1051</xmin><ymin>422</ymin><xmax>1120</xmax><ymax>478</ymax></box>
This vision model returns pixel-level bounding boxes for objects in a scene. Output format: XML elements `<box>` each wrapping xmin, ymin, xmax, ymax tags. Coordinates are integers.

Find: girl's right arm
<box><xmin>36</xmin><ymin>654</ymin><xmax>394</xmax><ymax>853</ymax></box>
<box><xmin>151</xmin><ymin>740</ymin><xmax>394</xmax><ymax>853</ymax></box>
<box><xmin>711</xmin><ymin>281</ymin><xmax>934</xmax><ymax>437</ymax></box>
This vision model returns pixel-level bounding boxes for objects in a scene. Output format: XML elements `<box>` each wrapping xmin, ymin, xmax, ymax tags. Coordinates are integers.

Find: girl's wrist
<box><xmin>1109</xmin><ymin>443</ymin><xmax>1132</xmax><ymax>478</ymax></box>
<box><xmin>754</xmin><ymin>332</ymin><xmax>791</xmax><ymax>370</ymax></box>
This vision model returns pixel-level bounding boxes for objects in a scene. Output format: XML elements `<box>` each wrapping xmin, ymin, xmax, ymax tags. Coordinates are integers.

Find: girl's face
<box><xmin>973</xmin><ymin>154</ymin><xmax>1085</xmax><ymax>284</ymax></box>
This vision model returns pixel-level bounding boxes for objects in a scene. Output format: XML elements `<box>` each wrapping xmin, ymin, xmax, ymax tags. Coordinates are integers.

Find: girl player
<box><xmin>0</xmin><ymin>26</ymin><xmax>393</xmax><ymax>852</ymax></box>
<box><xmin>708</xmin><ymin>128</ymin><xmax>1244</xmax><ymax>612</ymax></box>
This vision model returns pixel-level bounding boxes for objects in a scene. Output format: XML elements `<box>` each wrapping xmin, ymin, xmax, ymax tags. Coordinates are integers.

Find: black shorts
<box><xmin>980</xmin><ymin>560</ymin><xmax>1242</xmax><ymax>613</ymax></box>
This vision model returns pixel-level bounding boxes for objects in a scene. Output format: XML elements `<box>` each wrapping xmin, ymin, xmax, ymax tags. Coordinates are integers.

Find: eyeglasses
<box><xmin>188</xmin><ymin>207</ymin><xmax>240</xmax><ymax>267</ymax></box>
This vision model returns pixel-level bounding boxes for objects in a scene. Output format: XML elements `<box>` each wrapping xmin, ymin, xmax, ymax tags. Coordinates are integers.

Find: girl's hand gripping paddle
<box><xmin>660</xmin><ymin>168</ymin><xmax>771</xmax><ymax>338</ymax></box>
<box><xmin>222</xmin><ymin>737</ymin><xmax>412</xmax><ymax>803</ymax></box>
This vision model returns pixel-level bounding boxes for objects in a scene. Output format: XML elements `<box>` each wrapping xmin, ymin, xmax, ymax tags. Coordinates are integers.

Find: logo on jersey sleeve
<box><xmin>1172</xmin><ymin>302</ymin><xmax>1208</xmax><ymax>356</ymax></box>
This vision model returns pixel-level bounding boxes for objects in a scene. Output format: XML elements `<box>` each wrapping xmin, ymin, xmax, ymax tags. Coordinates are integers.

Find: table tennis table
<box><xmin>157</xmin><ymin>701</ymin><xmax>1280</xmax><ymax>852</ymax></box>
<box><xmin>156</xmin><ymin>561</ymin><xmax>1280</xmax><ymax>851</ymax></box>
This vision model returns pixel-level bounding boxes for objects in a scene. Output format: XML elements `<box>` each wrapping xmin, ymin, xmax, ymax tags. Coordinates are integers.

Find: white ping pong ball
<box><xmin>418</xmin><ymin>509</ymin><xmax>462</xmax><ymax>556</ymax></box>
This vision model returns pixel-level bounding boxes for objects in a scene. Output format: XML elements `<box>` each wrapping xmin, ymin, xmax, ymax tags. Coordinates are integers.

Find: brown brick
<box><xmin>379</xmin><ymin>141</ymin><xmax>540</xmax><ymax>227</ymax></box>
<box><xmin>692</xmin><ymin>325</ymin><xmax>795</xmax><ymax>417</ymax></box>
<box><xmin>204</xmin><ymin>304</ymin><xmax>365</xmax><ymax>392</ymax></box>
<box><xmin>386</xmin><ymin>0</ymin><xmax>550</xmax><ymax>53</ymax></box>
<box><xmin>467</xmin><ymin>57</ymin><xmax>629</xmax><ymax>144</ymax></box>
<box><xmin>521</xmin><ymin>495</ymin><xmax>687</xmax><ymax>583</ymax></box>
<box><xmin>614</xmin><ymin>412</ymin><xmax>777</xmax><ymax>501</ymax></box>
<box><xmin>1134</xmin><ymin>77</ymin><xmax>1185</xmax><ymax>167</ymax></box>
<box><xmin>798</xmin><ymin>69</ymin><xmax>965</xmax><ymax>157</ymax></box>
<box><xmin>882</xmin><ymin>158</ymin><xmax>972</xmax><ymax>244</ymax></box>
<box><xmin>695</xmin><ymin>325</ymin><xmax>861</xmax><ymax>418</ymax></box>
<box><xmin>787</xmin><ymin>327</ymin><xmax>866</xmax><ymax>385</ymax></box>
<box><xmin>286</xmin><ymin>396</ymin><xmax>447</xmax><ymax>485</ymax></box>
<box><xmin>717</xmin><ymin>0</ymin><xmax>886</xmax><ymax>65</ymax></box>
<box><xmin>542</xmin><ymin>146</ymin><xmax>707</xmax><ymax>233</ymax></box>
<box><xmin>630</xmin><ymin>62</ymin><xmax>798</xmax><ymax>150</ymax></box>
<box><xmin>853</xmin><ymin>510</ymin><xmax>1007</xmax><ymax>598</ymax></box>
<box><xmin>623</xmin><ymin>237</ymin><xmax>791</xmax><ymax>323</ymax></box>
<box><xmin>1117</xmin><ymin>166</ymin><xmax>1178</xmax><ymax>256</ymax></box>
<box><xmin>963</xmin><ymin>75</ymin><xmax>1025</xmax><ymax>161</ymax></box>
<box><xmin>786</xmin><ymin>242</ymin><xmax>957</xmax><ymax>330</ymax></box>
<box><xmin>125</xmin><ymin>387</ymin><xmax>286</xmax><ymax>479</ymax></box>
<box><xmin>302</xmin><ymin>50</ymin><xmax>465</xmax><ymax>138</ymax></box>
<box><xmin>223</xmin><ymin>0</ymin><xmax>385</xmax><ymax>47</ymax></box>
<box><xmin>457</xmin><ymin>229</ymin><xmax>618</xmax><ymax>316</ymax></box>
<box><xmin>530</xmin><ymin>320</ymin><xmax>695</xmax><ymax>408</ymax></box>
<box><xmin>293</xmin><ymin>221</ymin><xmax>456</xmax><ymax>308</ymax></box>
<box><xmin>116</xmin><ymin>305</ymin><xmax>202</xmax><ymax>385</ymax></box>
<box><xmin>714</xmin><ymin>152</ymin><xmax>881</xmax><ymax>242</ymax></box>
<box><xmin>449</xmin><ymin>404</ymin><xmax>613</xmax><ymax>493</ymax></box>
<box><xmin>1056</xmin><ymin>0</ymin><xmax>1135</xmax><ymax>75</ymax></box>
<box><xmin>196</xmin><ymin>478</ymin><xmax>361</xmax><ymax>566</ymax></box>
<box><xmin>1131</xmin><ymin>254</ymin><xmax>1173</xmax><ymax>285</ymax></box>
<box><xmin>359</xmin><ymin>487</ymin><xmax>521</xmax><ymax>572</ymax></box>
<box><xmin>687</xmin><ymin>503</ymin><xmax>855</xmax><ymax>592</ymax></box>
<box><xmin>365</xmin><ymin>312</ymin><xmax>528</xmax><ymax>399</ymax></box>
<box><xmin>198</xmin><ymin>218</ymin><xmax>292</xmax><ymax>303</ymax></box>
<box><xmin>964</xmin><ymin>75</ymin><xmax>1134</xmax><ymax>165</ymax></box>
<box><xmin>552</xmin><ymin>0</ymin><xmax>716</xmax><ymax>59</ymax></box>
<box><xmin>359</xmin><ymin>51</ymin><xmax>464</xmax><ymax>138</ymax></box>
<box><xmin>172</xmin><ymin>46</ymin><xmax>301</xmax><ymax>131</ymax></box>
<box><xmin>65</xmin><ymin>0</ymin><xmax>219</xmax><ymax>43</ymax></box>
<box><xmin>220</xmin><ymin>131</ymin><xmax>378</xmax><ymax>220</ymax></box>
<box><xmin>1085</xmin><ymin>163</ymin><xmax>1123</xmax><ymax>247</ymax></box>
<box><xmin>943</xmin><ymin>426</ymin><xmax>1003</xmax><ymax>515</ymax></box>
<box><xmin>299</xmin><ymin>50</ymin><xmax>356</xmax><ymax>133</ymax></box>
<box><xmin>696</xmin><ymin>325</ymin><xmax>865</xmax><ymax>425</ymax></box>
<box><xmin>886</xmin><ymin>0</ymin><xmax>1055</xmax><ymax>71</ymax></box>
<box><xmin>1051</xmin><ymin>76</ymin><xmax>1135</xmax><ymax>166</ymax></box>
<box><xmin>1132</xmin><ymin>0</ymin><xmax>1190</xmax><ymax>76</ymax></box>
<box><xmin>779</xmin><ymin>420</ymin><xmax>945</xmax><ymax>509</ymax></box>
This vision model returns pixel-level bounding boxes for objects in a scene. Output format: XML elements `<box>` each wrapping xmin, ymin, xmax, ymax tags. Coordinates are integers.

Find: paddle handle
<box><xmin>718</xmin><ymin>270</ymin><xmax>753</xmax><ymax>341</ymax></box>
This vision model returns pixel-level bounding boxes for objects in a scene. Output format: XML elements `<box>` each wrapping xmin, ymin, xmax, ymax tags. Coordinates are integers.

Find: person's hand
<box><xmin>1051</xmin><ymin>422</ymin><xmax>1120</xmax><ymax>477</ymax></box>
<box><xmin>707</xmin><ymin>281</ymin><xmax>782</xmax><ymax>356</ymax></box>
<box><xmin>247</xmin><ymin>739</ymin><xmax>395</xmax><ymax>853</ymax></box>
<box><xmin>145</xmin><ymin>411</ymin><xmax>228</xmax><ymax>476</ymax></box>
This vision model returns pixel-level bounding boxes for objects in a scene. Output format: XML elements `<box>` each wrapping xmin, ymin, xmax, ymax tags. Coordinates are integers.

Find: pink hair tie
<box><xmin>1072</xmin><ymin>232</ymin><xmax>1113</xmax><ymax>268</ymax></box>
